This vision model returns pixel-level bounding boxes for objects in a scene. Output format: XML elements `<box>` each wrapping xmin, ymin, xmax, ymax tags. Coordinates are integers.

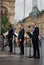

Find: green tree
<box><xmin>1</xmin><ymin>15</ymin><xmax>12</xmax><ymax>34</ymax></box>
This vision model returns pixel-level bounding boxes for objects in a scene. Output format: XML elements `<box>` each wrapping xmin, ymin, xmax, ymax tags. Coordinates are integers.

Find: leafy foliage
<box><xmin>1</xmin><ymin>15</ymin><xmax>12</xmax><ymax>34</ymax></box>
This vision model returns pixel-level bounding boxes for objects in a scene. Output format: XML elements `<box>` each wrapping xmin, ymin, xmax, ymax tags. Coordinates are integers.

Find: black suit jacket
<box><xmin>8</xmin><ymin>28</ymin><xmax>14</xmax><ymax>39</ymax></box>
<box><xmin>18</xmin><ymin>28</ymin><xmax>25</xmax><ymax>41</ymax></box>
<box><xmin>32</xmin><ymin>26</ymin><xmax>39</xmax><ymax>44</ymax></box>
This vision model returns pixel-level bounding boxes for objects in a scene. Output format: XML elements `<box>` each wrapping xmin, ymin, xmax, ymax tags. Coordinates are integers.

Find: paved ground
<box><xmin>0</xmin><ymin>47</ymin><xmax>41</xmax><ymax>65</ymax></box>
<box><xmin>42</xmin><ymin>38</ymin><xmax>44</xmax><ymax>65</ymax></box>
<box><xmin>0</xmin><ymin>35</ymin><xmax>42</xmax><ymax>65</ymax></box>
<box><xmin>0</xmin><ymin>55</ymin><xmax>41</xmax><ymax>65</ymax></box>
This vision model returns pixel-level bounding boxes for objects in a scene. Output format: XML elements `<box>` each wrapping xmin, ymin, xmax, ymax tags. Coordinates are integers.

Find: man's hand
<box><xmin>38</xmin><ymin>35</ymin><xmax>41</xmax><ymax>40</ymax></box>
<box><xmin>20</xmin><ymin>39</ymin><xmax>22</xmax><ymax>41</ymax></box>
<box><xmin>31</xmin><ymin>32</ymin><xmax>33</xmax><ymax>35</ymax></box>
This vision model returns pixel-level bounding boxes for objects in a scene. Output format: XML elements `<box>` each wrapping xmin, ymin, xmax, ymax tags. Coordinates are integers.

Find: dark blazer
<box><xmin>32</xmin><ymin>26</ymin><xmax>39</xmax><ymax>44</ymax></box>
<box><xmin>8</xmin><ymin>28</ymin><xmax>14</xmax><ymax>39</ymax></box>
<box><xmin>18</xmin><ymin>28</ymin><xmax>25</xmax><ymax>41</ymax></box>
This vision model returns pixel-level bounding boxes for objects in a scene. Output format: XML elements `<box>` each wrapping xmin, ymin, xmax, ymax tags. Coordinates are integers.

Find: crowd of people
<box><xmin>1</xmin><ymin>21</ymin><xmax>41</xmax><ymax>59</ymax></box>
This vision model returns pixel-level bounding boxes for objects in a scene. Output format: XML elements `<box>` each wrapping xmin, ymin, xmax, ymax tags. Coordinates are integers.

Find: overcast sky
<box><xmin>14</xmin><ymin>0</ymin><xmax>44</xmax><ymax>23</ymax></box>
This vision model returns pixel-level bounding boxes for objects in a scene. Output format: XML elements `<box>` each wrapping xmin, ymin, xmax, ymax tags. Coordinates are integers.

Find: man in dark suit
<box><xmin>18</xmin><ymin>23</ymin><xmax>25</xmax><ymax>55</ymax></box>
<box><xmin>32</xmin><ymin>21</ymin><xmax>40</xmax><ymax>59</ymax></box>
<box><xmin>8</xmin><ymin>25</ymin><xmax>14</xmax><ymax>53</ymax></box>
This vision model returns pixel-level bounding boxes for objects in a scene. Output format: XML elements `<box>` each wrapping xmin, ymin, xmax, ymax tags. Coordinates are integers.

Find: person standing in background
<box><xmin>31</xmin><ymin>21</ymin><xmax>40</xmax><ymax>59</ymax></box>
<box><xmin>8</xmin><ymin>25</ymin><xmax>14</xmax><ymax>53</ymax></box>
<box><xmin>18</xmin><ymin>23</ymin><xmax>25</xmax><ymax>55</ymax></box>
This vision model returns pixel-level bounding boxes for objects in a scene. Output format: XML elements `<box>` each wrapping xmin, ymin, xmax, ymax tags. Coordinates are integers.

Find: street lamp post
<box><xmin>23</xmin><ymin>0</ymin><xmax>25</xmax><ymax>19</ymax></box>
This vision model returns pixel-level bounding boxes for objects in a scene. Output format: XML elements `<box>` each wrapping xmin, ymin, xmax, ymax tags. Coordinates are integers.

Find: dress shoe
<box><xmin>36</xmin><ymin>57</ymin><xmax>40</xmax><ymax>59</ymax></box>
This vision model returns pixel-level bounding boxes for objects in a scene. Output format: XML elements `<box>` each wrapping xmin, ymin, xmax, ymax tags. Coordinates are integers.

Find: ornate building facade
<box><xmin>1</xmin><ymin>0</ymin><xmax>15</xmax><ymax>24</ymax></box>
<box><xmin>15</xmin><ymin>0</ymin><xmax>44</xmax><ymax>34</ymax></box>
<box><xmin>16</xmin><ymin>11</ymin><xmax>44</xmax><ymax>34</ymax></box>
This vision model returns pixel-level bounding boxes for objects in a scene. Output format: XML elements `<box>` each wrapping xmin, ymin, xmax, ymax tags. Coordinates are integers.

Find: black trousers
<box><xmin>20</xmin><ymin>41</ymin><xmax>24</xmax><ymax>55</ymax></box>
<box><xmin>9</xmin><ymin>39</ymin><xmax>12</xmax><ymax>52</ymax></box>
<box><xmin>33</xmin><ymin>41</ymin><xmax>40</xmax><ymax>57</ymax></box>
